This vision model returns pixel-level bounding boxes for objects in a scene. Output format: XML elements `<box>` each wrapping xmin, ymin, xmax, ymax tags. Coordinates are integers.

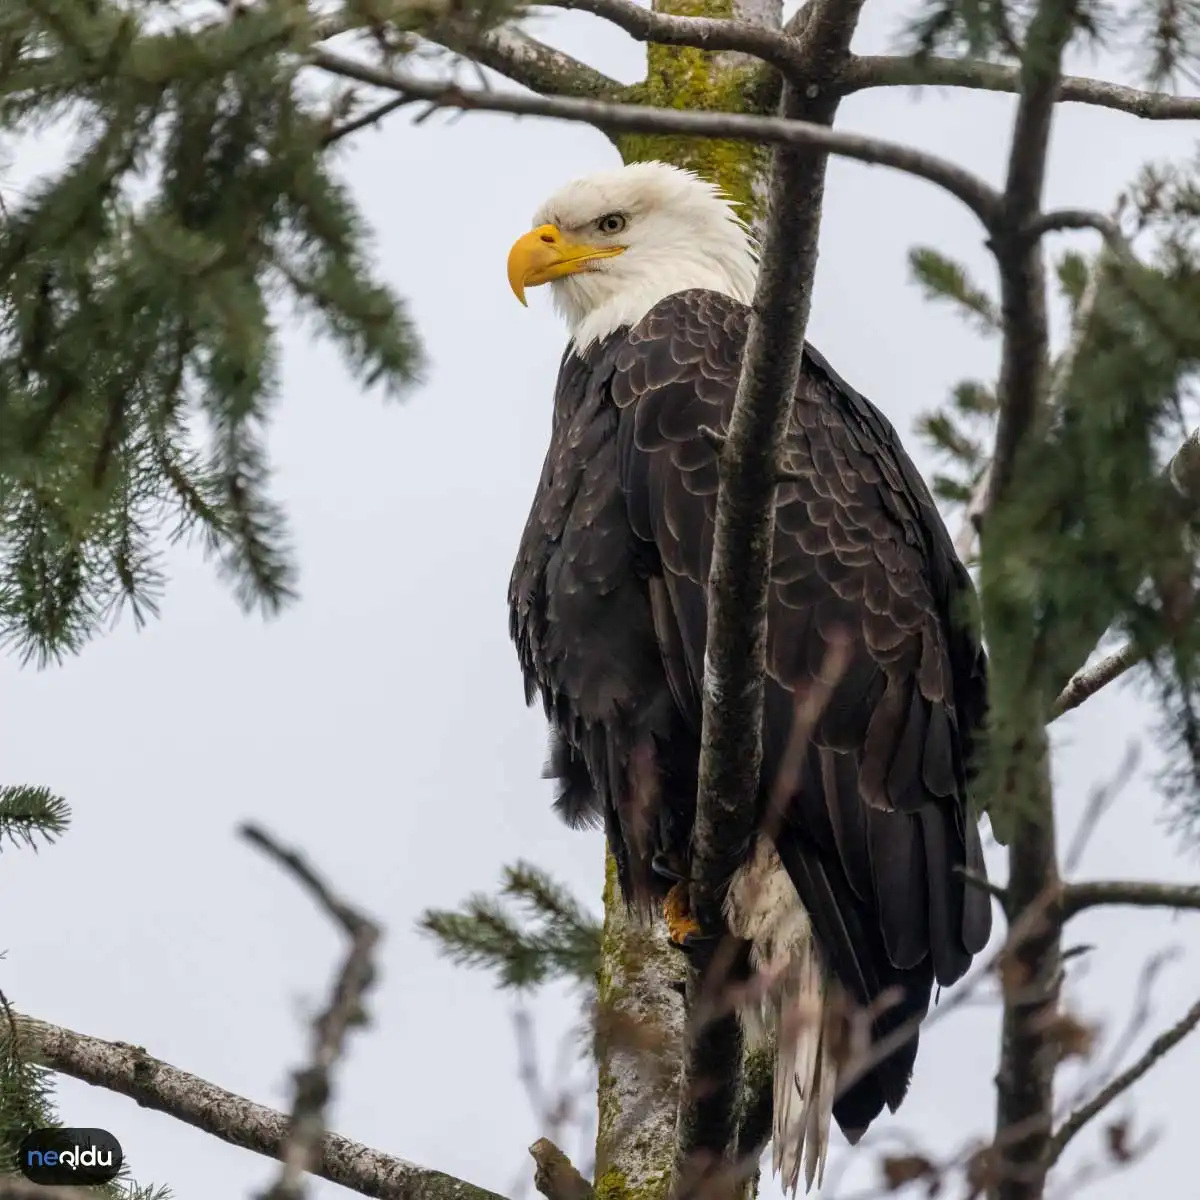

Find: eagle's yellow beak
<box><xmin>507</xmin><ymin>224</ymin><xmax>625</xmax><ymax>306</ymax></box>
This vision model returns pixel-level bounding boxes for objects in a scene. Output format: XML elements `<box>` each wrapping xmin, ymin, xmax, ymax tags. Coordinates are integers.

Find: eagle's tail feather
<box><xmin>724</xmin><ymin>838</ymin><xmax>837</xmax><ymax>1196</ymax></box>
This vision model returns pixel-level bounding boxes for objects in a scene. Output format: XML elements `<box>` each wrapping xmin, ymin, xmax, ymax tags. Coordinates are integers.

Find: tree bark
<box><xmin>593</xmin><ymin>3</ymin><xmax>778</xmax><ymax>1194</ymax></box>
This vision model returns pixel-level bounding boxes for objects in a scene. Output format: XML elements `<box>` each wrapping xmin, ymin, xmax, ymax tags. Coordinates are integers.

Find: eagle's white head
<box><xmin>507</xmin><ymin>161</ymin><xmax>759</xmax><ymax>351</ymax></box>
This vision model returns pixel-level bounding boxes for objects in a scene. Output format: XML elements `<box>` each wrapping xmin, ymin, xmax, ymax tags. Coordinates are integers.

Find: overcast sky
<box><xmin>2</xmin><ymin>5</ymin><xmax>1198</xmax><ymax>1199</ymax></box>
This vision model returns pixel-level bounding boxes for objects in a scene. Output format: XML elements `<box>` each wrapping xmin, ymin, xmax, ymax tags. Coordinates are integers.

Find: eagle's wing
<box><xmin>608</xmin><ymin>290</ymin><xmax>992</xmax><ymax>1114</ymax></box>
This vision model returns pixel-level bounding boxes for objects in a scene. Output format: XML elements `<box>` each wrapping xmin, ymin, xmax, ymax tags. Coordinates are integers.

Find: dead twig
<box><xmin>242</xmin><ymin>824</ymin><xmax>382</xmax><ymax>1200</ymax></box>
<box><xmin>1046</xmin><ymin>997</ymin><xmax>1200</xmax><ymax>1166</ymax></box>
<box><xmin>529</xmin><ymin>1139</ymin><xmax>594</xmax><ymax>1200</ymax></box>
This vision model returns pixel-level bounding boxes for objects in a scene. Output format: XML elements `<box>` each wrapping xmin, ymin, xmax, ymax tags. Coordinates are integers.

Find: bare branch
<box><xmin>1051</xmin><ymin>643</ymin><xmax>1143</xmax><ymax>719</ymax></box>
<box><xmin>1061</xmin><ymin>880</ymin><xmax>1200</xmax><ymax>919</ymax></box>
<box><xmin>1062</xmin><ymin>744</ymin><xmax>1140</xmax><ymax>873</ymax></box>
<box><xmin>983</xmin><ymin>13</ymin><xmax>1079</xmax><ymax>1196</ymax></box>
<box><xmin>428</xmin><ymin>24</ymin><xmax>620</xmax><ymax>98</ymax></box>
<box><xmin>677</xmin><ymin>0</ymin><xmax>866</xmax><ymax>1184</ymax></box>
<box><xmin>842</xmin><ymin>55</ymin><xmax>1200</xmax><ymax>120</ymax></box>
<box><xmin>2</xmin><ymin>1012</ymin><xmax>501</xmax><ymax>1200</ymax></box>
<box><xmin>983</xmin><ymin>3</ymin><xmax>1075</xmax><ymax>520</ymax></box>
<box><xmin>1025</xmin><ymin>208</ymin><xmax>1125</xmax><ymax>242</ymax></box>
<box><xmin>242</xmin><ymin>825</ymin><xmax>382</xmax><ymax>1200</ymax></box>
<box><xmin>529</xmin><ymin>1139</ymin><xmax>594</xmax><ymax>1200</ymax></box>
<box><xmin>0</xmin><ymin>1184</ymin><xmax>103</xmax><ymax>1200</ymax></box>
<box><xmin>308</xmin><ymin>52</ymin><xmax>1003</xmax><ymax>225</ymax></box>
<box><xmin>1046</xmin><ymin>997</ymin><xmax>1200</xmax><ymax>1167</ymax></box>
<box><xmin>539</xmin><ymin>0</ymin><xmax>806</xmax><ymax>75</ymax></box>
<box><xmin>323</xmin><ymin>96</ymin><xmax>418</xmax><ymax>146</ymax></box>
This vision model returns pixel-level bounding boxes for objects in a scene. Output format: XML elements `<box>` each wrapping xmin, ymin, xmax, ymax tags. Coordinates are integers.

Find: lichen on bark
<box><xmin>593</xmin><ymin>850</ymin><xmax>684</xmax><ymax>1200</ymax></box>
<box><xmin>614</xmin><ymin>0</ymin><xmax>771</xmax><ymax>216</ymax></box>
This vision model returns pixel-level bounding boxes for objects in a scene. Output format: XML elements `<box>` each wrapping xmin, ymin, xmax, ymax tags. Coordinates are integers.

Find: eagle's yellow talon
<box><xmin>663</xmin><ymin>881</ymin><xmax>702</xmax><ymax>946</ymax></box>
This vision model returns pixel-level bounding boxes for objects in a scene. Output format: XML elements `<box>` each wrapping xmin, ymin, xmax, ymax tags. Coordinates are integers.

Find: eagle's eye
<box><xmin>596</xmin><ymin>212</ymin><xmax>627</xmax><ymax>236</ymax></box>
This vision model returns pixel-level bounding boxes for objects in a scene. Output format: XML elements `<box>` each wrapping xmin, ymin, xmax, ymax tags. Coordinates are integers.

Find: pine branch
<box><xmin>842</xmin><ymin>55</ymin><xmax>1200</xmax><ymax>119</ymax></box>
<box><xmin>0</xmin><ymin>785</ymin><xmax>69</xmax><ymax>850</ymax></box>
<box><xmin>1037</xmin><ymin>416</ymin><xmax>1200</xmax><ymax>721</ymax></box>
<box><xmin>1045</xmin><ymin>997</ymin><xmax>1200</xmax><ymax>1167</ymax></box>
<box><xmin>1060</xmin><ymin>880</ymin><xmax>1200</xmax><ymax>919</ymax></box>
<box><xmin>419</xmin><ymin>861</ymin><xmax>600</xmax><ymax>990</ymax></box>
<box><xmin>0</xmin><ymin>1</ymin><xmax>424</xmax><ymax>658</ymax></box>
<box><xmin>307</xmin><ymin>52</ymin><xmax>1004</xmax><ymax>225</ymax></box>
<box><xmin>1</xmin><ymin>1013</ymin><xmax>501</xmax><ymax>1200</ymax></box>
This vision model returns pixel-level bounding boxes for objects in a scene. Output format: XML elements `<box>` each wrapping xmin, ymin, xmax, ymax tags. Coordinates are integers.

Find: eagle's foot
<box><xmin>663</xmin><ymin>881</ymin><xmax>702</xmax><ymax>947</ymax></box>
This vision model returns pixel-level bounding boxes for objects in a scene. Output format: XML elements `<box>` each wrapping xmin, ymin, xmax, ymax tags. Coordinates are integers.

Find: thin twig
<box><xmin>308</xmin><ymin>52</ymin><xmax>1004</xmax><ymax>228</ymax></box>
<box><xmin>1024</xmin><ymin>208</ymin><xmax>1125</xmax><ymax>243</ymax></box>
<box><xmin>323</xmin><ymin>96</ymin><xmax>418</xmax><ymax>145</ymax></box>
<box><xmin>1045</xmin><ymin>997</ymin><xmax>1200</xmax><ymax>1166</ymax></box>
<box><xmin>243</xmin><ymin>824</ymin><xmax>382</xmax><ymax>1200</ymax></box>
<box><xmin>1060</xmin><ymin>880</ymin><xmax>1200</xmax><ymax>920</ymax></box>
<box><xmin>1061</xmin><ymin>743</ymin><xmax>1140</xmax><ymax>874</ymax></box>
<box><xmin>842</xmin><ymin>55</ymin><xmax>1200</xmax><ymax>119</ymax></box>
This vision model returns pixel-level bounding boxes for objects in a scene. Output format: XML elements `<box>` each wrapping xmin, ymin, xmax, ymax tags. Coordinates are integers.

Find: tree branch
<box><xmin>538</xmin><ymin>0</ymin><xmax>807</xmax><ymax>76</ymax></box>
<box><xmin>1060</xmin><ymin>880</ymin><xmax>1200</xmax><ymax>919</ymax></box>
<box><xmin>1045</xmin><ymin>997</ymin><xmax>1200</xmax><ymax>1167</ymax></box>
<box><xmin>983</xmin><ymin>7</ymin><xmax>1079</xmax><ymax>1197</ymax></box>
<box><xmin>1024</xmin><ymin>208</ymin><xmax>1124</xmax><ymax>242</ymax></box>
<box><xmin>0</xmin><ymin>1184</ymin><xmax>103</xmax><ymax>1200</ymax></box>
<box><xmin>529</xmin><ymin>1139</ymin><xmax>594</xmax><ymax>1200</ymax></box>
<box><xmin>308</xmin><ymin>52</ymin><xmax>1003</xmax><ymax>226</ymax></box>
<box><xmin>676</xmin><ymin>0</ymin><xmax>865</xmax><ymax>1185</ymax></box>
<box><xmin>323</xmin><ymin>96</ymin><xmax>419</xmax><ymax>145</ymax></box>
<box><xmin>842</xmin><ymin>55</ymin><xmax>1200</xmax><ymax>120</ymax></box>
<box><xmin>983</xmin><ymin>5</ymin><xmax>1075</xmax><ymax>519</ymax></box>
<box><xmin>241</xmin><ymin>824</ymin><xmax>382</xmax><ymax>1200</ymax></box>
<box><xmin>428</xmin><ymin>23</ymin><xmax>620</xmax><ymax>98</ymax></box>
<box><xmin>3</xmin><ymin>1013</ymin><xmax>502</xmax><ymax>1200</ymax></box>
<box><xmin>1050</xmin><ymin>642</ymin><xmax>1142</xmax><ymax>719</ymax></box>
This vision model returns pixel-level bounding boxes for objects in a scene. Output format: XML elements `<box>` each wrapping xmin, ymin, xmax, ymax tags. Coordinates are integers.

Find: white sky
<box><xmin>2</xmin><ymin>5</ymin><xmax>1198</xmax><ymax>1199</ymax></box>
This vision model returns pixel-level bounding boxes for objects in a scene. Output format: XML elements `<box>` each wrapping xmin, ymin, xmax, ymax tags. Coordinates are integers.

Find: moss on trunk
<box><xmin>615</xmin><ymin>0</ymin><xmax>770</xmax><ymax>216</ymax></box>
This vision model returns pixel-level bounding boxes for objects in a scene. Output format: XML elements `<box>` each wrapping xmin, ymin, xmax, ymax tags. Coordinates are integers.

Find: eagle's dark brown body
<box><xmin>509</xmin><ymin>289</ymin><xmax>992</xmax><ymax>1133</ymax></box>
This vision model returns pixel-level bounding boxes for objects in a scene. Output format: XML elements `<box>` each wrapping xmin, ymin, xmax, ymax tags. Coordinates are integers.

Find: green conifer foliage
<box><xmin>0</xmin><ymin>0</ymin><xmax>424</xmax><ymax>664</ymax></box>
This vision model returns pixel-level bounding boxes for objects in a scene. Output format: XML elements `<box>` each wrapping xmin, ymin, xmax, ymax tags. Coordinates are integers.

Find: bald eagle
<box><xmin>506</xmin><ymin>161</ymin><xmax>993</xmax><ymax>1192</ymax></box>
